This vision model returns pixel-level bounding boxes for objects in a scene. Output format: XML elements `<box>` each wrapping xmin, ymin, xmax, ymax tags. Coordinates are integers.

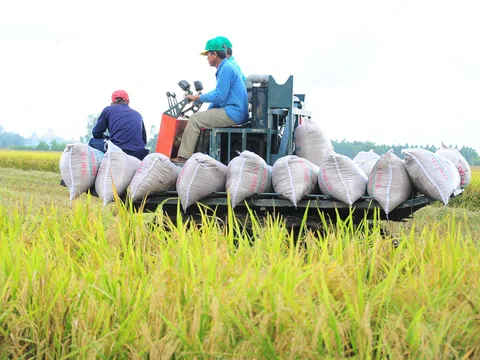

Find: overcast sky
<box><xmin>1</xmin><ymin>0</ymin><xmax>479</xmax><ymax>153</ymax></box>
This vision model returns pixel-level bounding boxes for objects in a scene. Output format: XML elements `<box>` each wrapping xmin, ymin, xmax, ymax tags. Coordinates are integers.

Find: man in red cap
<box><xmin>89</xmin><ymin>90</ymin><xmax>149</xmax><ymax>160</ymax></box>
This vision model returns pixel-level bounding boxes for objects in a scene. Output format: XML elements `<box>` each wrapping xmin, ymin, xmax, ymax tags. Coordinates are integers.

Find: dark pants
<box><xmin>123</xmin><ymin>148</ymin><xmax>150</xmax><ymax>161</ymax></box>
<box><xmin>88</xmin><ymin>138</ymin><xmax>150</xmax><ymax>161</ymax></box>
<box><xmin>88</xmin><ymin>138</ymin><xmax>108</xmax><ymax>153</ymax></box>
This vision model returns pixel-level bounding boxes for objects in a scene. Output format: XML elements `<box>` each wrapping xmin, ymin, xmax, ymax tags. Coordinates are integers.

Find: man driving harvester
<box><xmin>171</xmin><ymin>38</ymin><xmax>248</xmax><ymax>164</ymax></box>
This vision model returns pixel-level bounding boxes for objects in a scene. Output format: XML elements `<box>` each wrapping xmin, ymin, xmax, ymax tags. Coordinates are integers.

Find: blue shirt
<box><xmin>199</xmin><ymin>59</ymin><xmax>248</xmax><ymax>124</ymax></box>
<box><xmin>92</xmin><ymin>104</ymin><xmax>147</xmax><ymax>152</ymax></box>
<box><xmin>228</xmin><ymin>56</ymin><xmax>246</xmax><ymax>82</ymax></box>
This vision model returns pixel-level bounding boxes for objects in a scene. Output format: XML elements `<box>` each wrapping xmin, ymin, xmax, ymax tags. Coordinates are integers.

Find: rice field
<box><xmin>0</xmin><ymin>149</ymin><xmax>61</xmax><ymax>172</ymax></box>
<box><xmin>0</xmin><ymin>151</ymin><xmax>479</xmax><ymax>359</ymax></box>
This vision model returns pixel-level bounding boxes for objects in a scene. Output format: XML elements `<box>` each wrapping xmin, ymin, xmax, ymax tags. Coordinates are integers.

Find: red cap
<box><xmin>111</xmin><ymin>90</ymin><xmax>129</xmax><ymax>102</ymax></box>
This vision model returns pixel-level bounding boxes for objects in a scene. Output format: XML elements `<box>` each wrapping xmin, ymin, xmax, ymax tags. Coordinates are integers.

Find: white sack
<box><xmin>367</xmin><ymin>150</ymin><xmax>414</xmax><ymax>215</ymax></box>
<box><xmin>435</xmin><ymin>143</ymin><xmax>471</xmax><ymax>188</ymax></box>
<box><xmin>401</xmin><ymin>148</ymin><xmax>458</xmax><ymax>205</ymax></box>
<box><xmin>436</xmin><ymin>154</ymin><xmax>461</xmax><ymax>194</ymax></box>
<box><xmin>176</xmin><ymin>153</ymin><xmax>228</xmax><ymax>212</ymax></box>
<box><xmin>318</xmin><ymin>149</ymin><xmax>368</xmax><ymax>205</ymax></box>
<box><xmin>272</xmin><ymin>155</ymin><xmax>319</xmax><ymax>207</ymax></box>
<box><xmin>128</xmin><ymin>153</ymin><xmax>180</xmax><ymax>202</ymax></box>
<box><xmin>354</xmin><ymin>149</ymin><xmax>381</xmax><ymax>178</ymax></box>
<box><xmin>95</xmin><ymin>141</ymin><xmax>141</xmax><ymax>205</ymax></box>
<box><xmin>294</xmin><ymin>118</ymin><xmax>333</xmax><ymax>167</ymax></box>
<box><xmin>226</xmin><ymin>151</ymin><xmax>272</xmax><ymax>208</ymax></box>
<box><xmin>59</xmin><ymin>143</ymin><xmax>104</xmax><ymax>200</ymax></box>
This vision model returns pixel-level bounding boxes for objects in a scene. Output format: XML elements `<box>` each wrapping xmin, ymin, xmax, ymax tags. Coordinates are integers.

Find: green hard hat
<box><xmin>200</xmin><ymin>38</ymin><xmax>227</xmax><ymax>55</ymax></box>
<box><xmin>216</xmin><ymin>36</ymin><xmax>232</xmax><ymax>48</ymax></box>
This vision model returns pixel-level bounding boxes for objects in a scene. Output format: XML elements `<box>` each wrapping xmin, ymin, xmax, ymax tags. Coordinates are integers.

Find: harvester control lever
<box><xmin>166</xmin><ymin>92</ymin><xmax>177</xmax><ymax>108</ymax></box>
<box><xmin>163</xmin><ymin>79</ymin><xmax>204</xmax><ymax>119</ymax></box>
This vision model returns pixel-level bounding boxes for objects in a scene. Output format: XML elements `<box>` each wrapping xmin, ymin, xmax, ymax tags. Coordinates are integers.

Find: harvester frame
<box><xmin>141</xmin><ymin>75</ymin><xmax>441</xmax><ymax>225</ymax></box>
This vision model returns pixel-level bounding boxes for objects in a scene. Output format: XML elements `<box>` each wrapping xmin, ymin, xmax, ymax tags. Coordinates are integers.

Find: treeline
<box><xmin>0</xmin><ymin>139</ymin><xmax>68</xmax><ymax>152</ymax></box>
<box><xmin>16</xmin><ymin>140</ymin><xmax>68</xmax><ymax>152</ymax></box>
<box><xmin>332</xmin><ymin>139</ymin><xmax>480</xmax><ymax>165</ymax></box>
<box><xmin>0</xmin><ymin>126</ymin><xmax>68</xmax><ymax>151</ymax></box>
<box><xmin>2</xmin><ymin>126</ymin><xmax>479</xmax><ymax>165</ymax></box>
<box><xmin>0</xmin><ymin>128</ymin><xmax>28</xmax><ymax>148</ymax></box>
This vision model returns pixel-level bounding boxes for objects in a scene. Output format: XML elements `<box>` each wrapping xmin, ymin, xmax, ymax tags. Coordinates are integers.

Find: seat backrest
<box><xmin>267</xmin><ymin>75</ymin><xmax>294</xmax><ymax>110</ymax></box>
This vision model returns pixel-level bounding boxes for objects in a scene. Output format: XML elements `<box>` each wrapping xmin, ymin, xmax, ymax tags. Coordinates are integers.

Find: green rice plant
<box><xmin>448</xmin><ymin>167</ymin><xmax>480</xmax><ymax>211</ymax></box>
<box><xmin>2</xmin><ymin>194</ymin><xmax>480</xmax><ymax>358</ymax></box>
<box><xmin>1</xmin><ymin>166</ymin><xmax>480</xmax><ymax>358</ymax></box>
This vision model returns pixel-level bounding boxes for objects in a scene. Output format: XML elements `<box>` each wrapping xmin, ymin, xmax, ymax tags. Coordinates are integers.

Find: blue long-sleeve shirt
<box><xmin>92</xmin><ymin>104</ymin><xmax>147</xmax><ymax>152</ymax></box>
<box><xmin>199</xmin><ymin>59</ymin><xmax>248</xmax><ymax>124</ymax></box>
<box><xmin>228</xmin><ymin>56</ymin><xmax>246</xmax><ymax>82</ymax></box>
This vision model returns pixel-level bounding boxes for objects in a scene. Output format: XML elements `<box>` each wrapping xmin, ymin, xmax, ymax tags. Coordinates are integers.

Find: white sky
<box><xmin>1</xmin><ymin>0</ymin><xmax>479</xmax><ymax>153</ymax></box>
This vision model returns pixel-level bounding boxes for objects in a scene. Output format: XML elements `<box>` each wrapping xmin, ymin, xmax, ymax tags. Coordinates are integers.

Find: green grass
<box><xmin>0</xmin><ymin>165</ymin><xmax>480</xmax><ymax>358</ymax></box>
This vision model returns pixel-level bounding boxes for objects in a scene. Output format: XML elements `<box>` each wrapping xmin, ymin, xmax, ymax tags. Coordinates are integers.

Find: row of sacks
<box><xmin>61</xmin><ymin>141</ymin><xmax>182</xmax><ymax>206</ymax></box>
<box><xmin>60</xmin><ymin>141</ymin><xmax>273</xmax><ymax>210</ymax></box>
<box><xmin>293</xmin><ymin>118</ymin><xmax>471</xmax><ymax>215</ymax></box>
<box><xmin>60</xmin><ymin>139</ymin><xmax>470</xmax><ymax>216</ymax></box>
<box><xmin>154</xmin><ymin>145</ymin><xmax>467</xmax><ymax>215</ymax></box>
<box><xmin>294</xmin><ymin>118</ymin><xmax>471</xmax><ymax>188</ymax></box>
<box><xmin>351</xmin><ymin>144</ymin><xmax>472</xmax><ymax>189</ymax></box>
<box><xmin>60</xmin><ymin>141</ymin><xmax>271</xmax><ymax>209</ymax></box>
<box><xmin>178</xmin><ymin>145</ymin><xmax>468</xmax><ymax>216</ymax></box>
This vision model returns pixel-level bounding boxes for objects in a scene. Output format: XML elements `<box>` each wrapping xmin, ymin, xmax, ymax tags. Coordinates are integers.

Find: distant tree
<box><xmin>80</xmin><ymin>114</ymin><xmax>100</xmax><ymax>143</ymax></box>
<box><xmin>422</xmin><ymin>144</ymin><xmax>434</xmax><ymax>152</ymax></box>
<box><xmin>0</xmin><ymin>129</ymin><xmax>25</xmax><ymax>148</ymax></box>
<box><xmin>26</xmin><ymin>132</ymin><xmax>40</xmax><ymax>147</ymax></box>
<box><xmin>41</xmin><ymin>128</ymin><xmax>56</xmax><ymax>143</ymax></box>
<box><xmin>50</xmin><ymin>139</ymin><xmax>67</xmax><ymax>151</ymax></box>
<box><xmin>458</xmin><ymin>146</ymin><xmax>479</xmax><ymax>165</ymax></box>
<box><xmin>36</xmin><ymin>141</ymin><xmax>50</xmax><ymax>151</ymax></box>
<box><xmin>146</xmin><ymin>125</ymin><xmax>158</xmax><ymax>151</ymax></box>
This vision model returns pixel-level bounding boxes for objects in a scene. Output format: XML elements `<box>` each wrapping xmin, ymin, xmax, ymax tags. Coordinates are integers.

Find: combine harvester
<box><xmin>61</xmin><ymin>74</ymin><xmax>465</xmax><ymax>230</ymax></box>
<box><xmin>135</xmin><ymin>75</ymin><xmax>455</xmax><ymax>228</ymax></box>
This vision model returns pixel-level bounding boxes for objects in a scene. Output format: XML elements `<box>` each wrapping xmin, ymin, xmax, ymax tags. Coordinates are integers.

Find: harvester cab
<box><xmin>155</xmin><ymin>75</ymin><xmax>311</xmax><ymax>166</ymax></box>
